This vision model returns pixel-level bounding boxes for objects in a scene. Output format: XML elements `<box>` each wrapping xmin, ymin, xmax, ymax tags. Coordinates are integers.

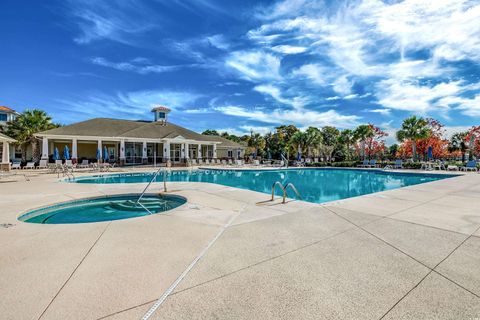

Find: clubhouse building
<box><xmin>36</xmin><ymin>106</ymin><xmax>245</xmax><ymax>166</ymax></box>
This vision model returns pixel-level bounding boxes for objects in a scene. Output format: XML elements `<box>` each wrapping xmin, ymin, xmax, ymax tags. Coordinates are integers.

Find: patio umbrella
<box><xmin>427</xmin><ymin>146</ymin><xmax>433</xmax><ymax>160</ymax></box>
<box><xmin>53</xmin><ymin>147</ymin><xmax>59</xmax><ymax>161</ymax></box>
<box><xmin>96</xmin><ymin>148</ymin><xmax>101</xmax><ymax>161</ymax></box>
<box><xmin>297</xmin><ymin>152</ymin><xmax>301</xmax><ymax>161</ymax></box>
<box><xmin>103</xmin><ymin>146</ymin><xmax>109</xmax><ymax>162</ymax></box>
<box><xmin>63</xmin><ymin>145</ymin><xmax>70</xmax><ymax>160</ymax></box>
<box><xmin>267</xmin><ymin>149</ymin><xmax>272</xmax><ymax>160</ymax></box>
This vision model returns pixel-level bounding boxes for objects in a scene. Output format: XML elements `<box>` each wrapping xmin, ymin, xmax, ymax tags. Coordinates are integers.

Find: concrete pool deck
<box><xmin>1</xmin><ymin>168</ymin><xmax>479</xmax><ymax>319</ymax></box>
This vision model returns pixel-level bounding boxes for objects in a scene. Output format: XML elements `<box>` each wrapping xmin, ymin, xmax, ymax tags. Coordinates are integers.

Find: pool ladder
<box><xmin>271</xmin><ymin>181</ymin><xmax>301</xmax><ymax>204</ymax></box>
<box><xmin>136</xmin><ymin>167</ymin><xmax>169</xmax><ymax>214</ymax></box>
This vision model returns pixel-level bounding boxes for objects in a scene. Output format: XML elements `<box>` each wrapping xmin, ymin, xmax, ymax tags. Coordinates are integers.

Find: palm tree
<box><xmin>354</xmin><ymin>125</ymin><xmax>374</xmax><ymax>160</ymax></box>
<box><xmin>305</xmin><ymin>127</ymin><xmax>322</xmax><ymax>157</ymax></box>
<box><xmin>396</xmin><ymin>116</ymin><xmax>429</xmax><ymax>161</ymax></box>
<box><xmin>247</xmin><ymin>131</ymin><xmax>265</xmax><ymax>159</ymax></box>
<box><xmin>3</xmin><ymin>109</ymin><xmax>58</xmax><ymax>162</ymax></box>
<box><xmin>339</xmin><ymin>129</ymin><xmax>356</xmax><ymax>161</ymax></box>
<box><xmin>289</xmin><ymin>131</ymin><xmax>307</xmax><ymax>160</ymax></box>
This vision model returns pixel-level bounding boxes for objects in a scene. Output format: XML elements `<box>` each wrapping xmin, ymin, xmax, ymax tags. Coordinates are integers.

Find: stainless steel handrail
<box><xmin>280</xmin><ymin>154</ymin><xmax>288</xmax><ymax>168</ymax></box>
<box><xmin>271</xmin><ymin>181</ymin><xmax>287</xmax><ymax>203</ymax></box>
<box><xmin>136</xmin><ymin>167</ymin><xmax>166</xmax><ymax>209</ymax></box>
<box><xmin>284</xmin><ymin>182</ymin><xmax>301</xmax><ymax>200</ymax></box>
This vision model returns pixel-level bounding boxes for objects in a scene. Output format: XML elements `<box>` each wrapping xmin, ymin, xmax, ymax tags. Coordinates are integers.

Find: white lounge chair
<box><xmin>24</xmin><ymin>162</ymin><xmax>35</xmax><ymax>169</ymax></box>
<box><xmin>394</xmin><ymin>160</ymin><xmax>403</xmax><ymax>169</ymax></box>
<box><xmin>191</xmin><ymin>159</ymin><xmax>197</xmax><ymax>165</ymax></box>
<box><xmin>11</xmin><ymin>162</ymin><xmax>21</xmax><ymax>170</ymax></box>
<box><xmin>228</xmin><ymin>159</ymin><xmax>233</xmax><ymax>165</ymax></box>
<box><xmin>358</xmin><ymin>160</ymin><xmax>369</xmax><ymax>167</ymax></box>
<box><xmin>253</xmin><ymin>159</ymin><xmax>260</xmax><ymax>166</ymax></box>
<box><xmin>216</xmin><ymin>159</ymin><xmax>221</xmax><ymax>164</ymax></box>
<box><xmin>198</xmin><ymin>159</ymin><xmax>203</xmax><ymax>165</ymax></box>
<box><xmin>38</xmin><ymin>159</ymin><xmax>48</xmax><ymax>169</ymax></box>
<box><xmin>221</xmin><ymin>159</ymin><xmax>227</xmax><ymax>165</ymax></box>
<box><xmin>77</xmin><ymin>159</ymin><xmax>89</xmax><ymax>168</ymax></box>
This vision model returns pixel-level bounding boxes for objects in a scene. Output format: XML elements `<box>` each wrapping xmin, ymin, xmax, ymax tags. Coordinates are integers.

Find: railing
<box><xmin>280</xmin><ymin>154</ymin><xmax>289</xmax><ymax>168</ymax></box>
<box><xmin>271</xmin><ymin>181</ymin><xmax>301</xmax><ymax>204</ymax></box>
<box><xmin>136</xmin><ymin>167</ymin><xmax>168</xmax><ymax>214</ymax></box>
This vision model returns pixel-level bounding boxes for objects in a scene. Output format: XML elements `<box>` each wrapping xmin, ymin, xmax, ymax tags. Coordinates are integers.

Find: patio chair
<box><xmin>461</xmin><ymin>160</ymin><xmax>478</xmax><ymax>172</ymax></box>
<box><xmin>253</xmin><ymin>159</ymin><xmax>260</xmax><ymax>166</ymax></box>
<box><xmin>38</xmin><ymin>159</ymin><xmax>48</xmax><ymax>169</ymax></box>
<box><xmin>434</xmin><ymin>160</ymin><xmax>446</xmax><ymax>171</ymax></box>
<box><xmin>369</xmin><ymin>159</ymin><xmax>377</xmax><ymax>168</ymax></box>
<box><xmin>191</xmin><ymin>159</ymin><xmax>197</xmax><ymax>165</ymax></box>
<box><xmin>394</xmin><ymin>159</ymin><xmax>403</xmax><ymax>169</ymax></box>
<box><xmin>11</xmin><ymin>162</ymin><xmax>21</xmax><ymax>170</ymax></box>
<box><xmin>77</xmin><ymin>159</ymin><xmax>89</xmax><ymax>168</ymax></box>
<box><xmin>198</xmin><ymin>159</ymin><xmax>203</xmax><ymax>165</ymax></box>
<box><xmin>216</xmin><ymin>159</ymin><xmax>221</xmax><ymax>164</ymax></box>
<box><xmin>24</xmin><ymin>162</ymin><xmax>35</xmax><ymax>169</ymax></box>
<box><xmin>205</xmin><ymin>159</ymin><xmax>210</xmax><ymax>165</ymax></box>
<box><xmin>357</xmin><ymin>160</ymin><xmax>369</xmax><ymax>167</ymax></box>
<box><xmin>221</xmin><ymin>159</ymin><xmax>227</xmax><ymax>165</ymax></box>
<box><xmin>314</xmin><ymin>157</ymin><xmax>319</xmax><ymax>163</ymax></box>
<box><xmin>228</xmin><ymin>159</ymin><xmax>233</xmax><ymax>165</ymax></box>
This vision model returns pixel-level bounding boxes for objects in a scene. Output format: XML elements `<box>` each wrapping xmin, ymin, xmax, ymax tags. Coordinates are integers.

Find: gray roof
<box><xmin>37</xmin><ymin>118</ymin><xmax>244</xmax><ymax>148</ymax></box>
<box><xmin>201</xmin><ymin>135</ymin><xmax>246</xmax><ymax>149</ymax></box>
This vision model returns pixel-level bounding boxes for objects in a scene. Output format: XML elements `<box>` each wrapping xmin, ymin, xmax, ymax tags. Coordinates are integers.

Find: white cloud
<box><xmin>292</xmin><ymin>63</ymin><xmax>327</xmax><ymax>86</ymax></box>
<box><xmin>271</xmin><ymin>45</ymin><xmax>308</xmax><ymax>54</ymax></box>
<box><xmin>326</xmin><ymin>96</ymin><xmax>340</xmax><ymax>101</ymax></box>
<box><xmin>365</xmin><ymin>108</ymin><xmax>391</xmax><ymax>116</ymax></box>
<box><xmin>91</xmin><ymin>57</ymin><xmax>180</xmax><ymax>74</ymax></box>
<box><xmin>225</xmin><ymin>51</ymin><xmax>282</xmax><ymax>82</ymax></box>
<box><xmin>253</xmin><ymin>84</ymin><xmax>306</xmax><ymax>109</ymax></box>
<box><xmin>215</xmin><ymin>105</ymin><xmax>360</xmax><ymax>129</ymax></box>
<box><xmin>67</xmin><ymin>0</ymin><xmax>155</xmax><ymax>45</ymax></box>
<box><xmin>206</xmin><ymin>34</ymin><xmax>230</xmax><ymax>50</ymax></box>
<box><xmin>55</xmin><ymin>90</ymin><xmax>202</xmax><ymax>122</ymax></box>
<box><xmin>238</xmin><ymin>125</ymin><xmax>273</xmax><ymax>135</ymax></box>
<box><xmin>332</xmin><ymin>75</ymin><xmax>354</xmax><ymax>96</ymax></box>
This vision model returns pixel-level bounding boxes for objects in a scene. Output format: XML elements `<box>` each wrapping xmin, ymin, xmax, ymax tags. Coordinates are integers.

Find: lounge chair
<box><xmin>394</xmin><ymin>160</ymin><xmax>403</xmax><ymax>169</ymax></box>
<box><xmin>314</xmin><ymin>157</ymin><xmax>319</xmax><ymax>163</ymax></box>
<box><xmin>253</xmin><ymin>159</ymin><xmax>260</xmax><ymax>166</ymax></box>
<box><xmin>369</xmin><ymin>159</ymin><xmax>377</xmax><ymax>168</ymax></box>
<box><xmin>24</xmin><ymin>162</ymin><xmax>35</xmax><ymax>169</ymax></box>
<box><xmin>38</xmin><ymin>159</ymin><xmax>48</xmax><ymax>169</ymax></box>
<box><xmin>65</xmin><ymin>160</ymin><xmax>75</xmax><ymax>169</ymax></box>
<box><xmin>228</xmin><ymin>159</ymin><xmax>233</xmax><ymax>165</ymax></box>
<box><xmin>221</xmin><ymin>159</ymin><xmax>227</xmax><ymax>165</ymax></box>
<box><xmin>77</xmin><ymin>160</ymin><xmax>89</xmax><ymax>168</ymax></box>
<box><xmin>461</xmin><ymin>160</ymin><xmax>478</xmax><ymax>172</ymax></box>
<box><xmin>205</xmin><ymin>159</ymin><xmax>210</xmax><ymax>165</ymax></box>
<box><xmin>191</xmin><ymin>159</ymin><xmax>197</xmax><ymax>165</ymax></box>
<box><xmin>235</xmin><ymin>159</ymin><xmax>243</xmax><ymax>166</ymax></box>
<box><xmin>198</xmin><ymin>159</ymin><xmax>203</xmax><ymax>165</ymax></box>
<box><xmin>357</xmin><ymin>160</ymin><xmax>369</xmax><ymax>167</ymax></box>
<box><xmin>216</xmin><ymin>159</ymin><xmax>221</xmax><ymax>164</ymax></box>
<box><xmin>433</xmin><ymin>160</ymin><xmax>446</xmax><ymax>171</ymax></box>
<box><xmin>11</xmin><ymin>162</ymin><xmax>21</xmax><ymax>170</ymax></box>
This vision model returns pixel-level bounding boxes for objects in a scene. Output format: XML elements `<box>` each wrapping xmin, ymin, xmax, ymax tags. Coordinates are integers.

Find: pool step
<box><xmin>108</xmin><ymin>200</ymin><xmax>169</xmax><ymax>212</ymax></box>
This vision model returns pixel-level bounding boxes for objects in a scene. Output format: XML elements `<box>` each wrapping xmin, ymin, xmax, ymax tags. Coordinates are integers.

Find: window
<box><xmin>0</xmin><ymin>113</ymin><xmax>7</xmax><ymax>121</ymax></box>
<box><xmin>158</xmin><ymin>112</ymin><xmax>166</xmax><ymax>119</ymax></box>
<box><xmin>227</xmin><ymin>150</ymin><xmax>233</xmax><ymax>158</ymax></box>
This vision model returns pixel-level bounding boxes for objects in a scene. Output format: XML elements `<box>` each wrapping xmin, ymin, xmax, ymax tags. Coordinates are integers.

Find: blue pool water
<box><xmin>74</xmin><ymin>169</ymin><xmax>457</xmax><ymax>204</ymax></box>
<box><xmin>19</xmin><ymin>194</ymin><xmax>186</xmax><ymax>224</ymax></box>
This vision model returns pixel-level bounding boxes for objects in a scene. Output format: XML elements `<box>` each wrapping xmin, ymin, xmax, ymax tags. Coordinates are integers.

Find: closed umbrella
<box><xmin>63</xmin><ymin>145</ymin><xmax>70</xmax><ymax>160</ymax></box>
<box><xmin>427</xmin><ymin>146</ymin><xmax>433</xmax><ymax>160</ymax></box>
<box><xmin>53</xmin><ymin>147</ymin><xmax>59</xmax><ymax>161</ymax></box>
<box><xmin>96</xmin><ymin>148</ymin><xmax>101</xmax><ymax>162</ymax></box>
<box><xmin>297</xmin><ymin>152</ymin><xmax>301</xmax><ymax>161</ymax></box>
<box><xmin>103</xmin><ymin>146</ymin><xmax>109</xmax><ymax>162</ymax></box>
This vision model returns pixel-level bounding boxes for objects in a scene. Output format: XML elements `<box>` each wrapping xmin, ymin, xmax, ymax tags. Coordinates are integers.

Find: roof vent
<box><xmin>151</xmin><ymin>105</ymin><xmax>171</xmax><ymax>125</ymax></box>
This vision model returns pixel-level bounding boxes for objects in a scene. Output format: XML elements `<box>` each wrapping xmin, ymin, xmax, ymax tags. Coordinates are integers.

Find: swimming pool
<box><xmin>74</xmin><ymin>168</ymin><xmax>457</xmax><ymax>204</ymax></box>
<box><xmin>19</xmin><ymin>194</ymin><xmax>186</xmax><ymax>224</ymax></box>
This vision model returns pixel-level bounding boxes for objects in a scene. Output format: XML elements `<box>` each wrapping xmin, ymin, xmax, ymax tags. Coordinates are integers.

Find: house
<box><xmin>0</xmin><ymin>133</ymin><xmax>15</xmax><ymax>171</ymax></box>
<box><xmin>36</xmin><ymin>106</ymin><xmax>245</xmax><ymax>165</ymax></box>
<box><xmin>0</xmin><ymin>106</ymin><xmax>19</xmax><ymax>126</ymax></box>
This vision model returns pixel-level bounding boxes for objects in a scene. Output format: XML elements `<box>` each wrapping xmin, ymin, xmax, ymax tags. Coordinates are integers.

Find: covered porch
<box><xmin>0</xmin><ymin>133</ymin><xmax>15</xmax><ymax>171</ymax></box>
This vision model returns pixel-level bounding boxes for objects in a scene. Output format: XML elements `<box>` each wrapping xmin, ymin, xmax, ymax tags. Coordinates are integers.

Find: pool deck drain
<box><xmin>0</xmin><ymin>168</ymin><xmax>479</xmax><ymax>319</ymax></box>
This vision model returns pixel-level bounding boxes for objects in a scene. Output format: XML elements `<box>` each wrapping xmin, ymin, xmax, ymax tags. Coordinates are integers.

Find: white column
<box><xmin>181</xmin><ymin>143</ymin><xmax>185</xmax><ymax>159</ymax></box>
<box><xmin>2</xmin><ymin>141</ymin><xmax>10</xmax><ymax>164</ymax></box>
<box><xmin>120</xmin><ymin>140</ymin><xmax>125</xmax><ymax>160</ymax></box>
<box><xmin>213</xmin><ymin>144</ymin><xmax>217</xmax><ymax>159</ymax></box>
<box><xmin>41</xmin><ymin>137</ymin><xmax>49</xmax><ymax>160</ymax></box>
<box><xmin>164</xmin><ymin>141</ymin><xmax>170</xmax><ymax>159</ymax></box>
<box><xmin>197</xmin><ymin>144</ymin><xmax>202</xmax><ymax>159</ymax></box>
<box><xmin>97</xmin><ymin>140</ymin><xmax>102</xmax><ymax>159</ymax></box>
<box><xmin>142</xmin><ymin>141</ymin><xmax>147</xmax><ymax>159</ymax></box>
<box><xmin>185</xmin><ymin>142</ymin><xmax>190</xmax><ymax>159</ymax></box>
<box><xmin>72</xmin><ymin>139</ymin><xmax>78</xmax><ymax>160</ymax></box>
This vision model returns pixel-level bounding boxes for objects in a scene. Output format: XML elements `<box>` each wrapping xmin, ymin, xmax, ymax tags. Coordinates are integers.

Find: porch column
<box><xmin>213</xmin><ymin>143</ymin><xmax>217</xmax><ymax>159</ymax></box>
<box><xmin>197</xmin><ymin>144</ymin><xmax>202</xmax><ymax>159</ymax></box>
<box><xmin>181</xmin><ymin>143</ymin><xmax>185</xmax><ymax>159</ymax></box>
<box><xmin>41</xmin><ymin>137</ymin><xmax>49</xmax><ymax>160</ymax></box>
<box><xmin>164</xmin><ymin>141</ymin><xmax>170</xmax><ymax>161</ymax></box>
<box><xmin>184</xmin><ymin>142</ymin><xmax>190</xmax><ymax>159</ymax></box>
<box><xmin>97</xmin><ymin>140</ymin><xmax>102</xmax><ymax>161</ymax></box>
<box><xmin>142</xmin><ymin>141</ymin><xmax>148</xmax><ymax>164</ymax></box>
<box><xmin>119</xmin><ymin>140</ymin><xmax>125</xmax><ymax>166</ymax></box>
<box><xmin>72</xmin><ymin>138</ymin><xmax>78</xmax><ymax>162</ymax></box>
<box><xmin>2</xmin><ymin>141</ymin><xmax>10</xmax><ymax>163</ymax></box>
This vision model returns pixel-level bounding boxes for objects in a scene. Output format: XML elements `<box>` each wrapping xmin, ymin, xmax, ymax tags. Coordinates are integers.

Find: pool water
<box><xmin>74</xmin><ymin>169</ymin><xmax>457</xmax><ymax>204</ymax></box>
<box><xmin>19</xmin><ymin>194</ymin><xmax>186</xmax><ymax>224</ymax></box>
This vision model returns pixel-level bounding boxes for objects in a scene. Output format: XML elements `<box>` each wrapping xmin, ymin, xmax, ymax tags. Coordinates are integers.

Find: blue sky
<box><xmin>1</xmin><ymin>0</ymin><xmax>480</xmax><ymax>143</ymax></box>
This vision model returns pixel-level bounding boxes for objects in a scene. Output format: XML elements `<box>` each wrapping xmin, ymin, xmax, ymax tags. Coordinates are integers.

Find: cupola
<box><xmin>151</xmin><ymin>105</ymin><xmax>171</xmax><ymax>125</ymax></box>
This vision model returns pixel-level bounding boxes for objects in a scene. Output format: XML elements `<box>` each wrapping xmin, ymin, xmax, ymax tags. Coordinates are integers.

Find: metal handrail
<box><xmin>136</xmin><ymin>167</ymin><xmax>165</xmax><ymax>206</ymax></box>
<box><xmin>271</xmin><ymin>181</ymin><xmax>287</xmax><ymax>203</ymax></box>
<box><xmin>271</xmin><ymin>181</ymin><xmax>301</xmax><ymax>204</ymax></box>
<box><xmin>284</xmin><ymin>183</ymin><xmax>301</xmax><ymax>200</ymax></box>
<box><xmin>280</xmin><ymin>154</ymin><xmax>288</xmax><ymax>168</ymax></box>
